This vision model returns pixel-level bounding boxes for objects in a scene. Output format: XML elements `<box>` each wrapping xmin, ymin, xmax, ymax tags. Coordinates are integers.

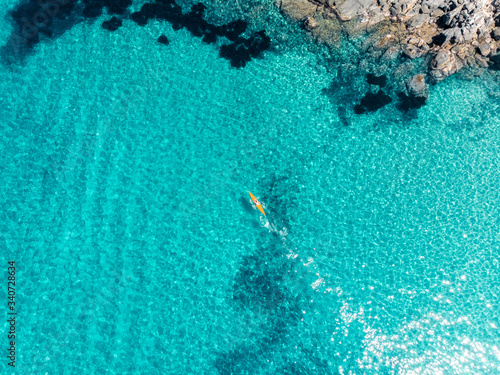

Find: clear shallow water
<box><xmin>1</xmin><ymin>1</ymin><xmax>500</xmax><ymax>374</ymax></box>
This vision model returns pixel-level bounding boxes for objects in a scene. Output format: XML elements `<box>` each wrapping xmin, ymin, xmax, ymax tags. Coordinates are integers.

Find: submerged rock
<box><xmin>219</xmin><ymin>31</ymin><xmax>271</xmax><ymax>68</ymax></box>
<box><xmin>375</xmin><ymin>34</ymin><xmax>396</xmax><ymax>49</ymax></box>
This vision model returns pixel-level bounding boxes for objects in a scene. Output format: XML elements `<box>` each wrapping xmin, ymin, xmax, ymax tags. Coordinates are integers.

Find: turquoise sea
<box><xmin>1</xmin><ymin>0</ymin><xmax>500</xmax><ymax>373</ymax></box>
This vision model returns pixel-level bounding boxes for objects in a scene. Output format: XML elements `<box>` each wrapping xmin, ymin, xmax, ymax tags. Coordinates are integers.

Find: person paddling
<box><xmin>248</xmin><ymin>191</ymin><xmax>266</xmax><ymax>216</ymax></box>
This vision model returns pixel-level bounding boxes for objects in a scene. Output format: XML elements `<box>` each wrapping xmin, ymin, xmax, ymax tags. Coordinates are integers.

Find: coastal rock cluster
<box><xmin>278</xmin><ymin>0</ymin><xmax>500</xmax><ymax>112</ymax></box>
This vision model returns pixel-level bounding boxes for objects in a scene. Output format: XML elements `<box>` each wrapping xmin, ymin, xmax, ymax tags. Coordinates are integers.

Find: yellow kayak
<box><xmin>248</xmin><ymin>191</ymin><xmax>266</xmax><ymax>216</ymax></box>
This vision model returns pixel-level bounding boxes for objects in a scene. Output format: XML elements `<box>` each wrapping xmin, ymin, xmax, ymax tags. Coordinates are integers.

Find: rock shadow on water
<box><xmin>215</xmin><ymin>183</ymin><xmax>305</xmax><ymax>374</ymax></box>
<box><xmin>322</xmin><ymin>77</ymin><xmax>357</xmax><ymax>126</ymax></box>
<box><xmin>216</xmin><ymin>245</ymin><xmax>303</xmax><ymax>373</ymax></box>
<box><xmin>232</xmin><ymin>235</ymin><xmax>292</xmax><ymax>311</ymax></box>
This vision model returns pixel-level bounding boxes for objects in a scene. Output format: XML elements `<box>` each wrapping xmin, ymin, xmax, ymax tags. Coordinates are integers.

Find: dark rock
<box><xmin>354</xmin><ymin>91</ymin><xmax>392</xmax><ymax>114</ymax></box>
<box><xmin>157</xmin><ymin>34</ymin><xmax>169</xmax><ymax>45</ymax></box>
<box><xmin>102</xmin><ymin>17</ymin><xmax>122</xmax><ymax>32</ymax></box>
<box><xmin>190</xmin><ymin>2</ymin><xmax>207</xmax><ymax>17</ymax></box>
<box><xmin>437</xmin><ymin>14</ymin><xmax>453</xmax><ymax>29</ymax></box>
<box><xmin>139</xmin><ymin>3</ymin><xmax>160</xmax><ymax>20</ymax></box>
<box><xmin>432</xmin><ymin>33</ymin><xmax>447</xmax><ymax>46</ymax></box>
<box><xmin>4</xmin><ymin>0</ymin><xmax>82</xmax><ymax>61</ymax></box>
<box><xmin>3</xmin><ymin>0</ymin><xmax>268</xmax><ymax>69</ymax></box>
<box><xmin>220</xmin><ymin>43</ymin><xmax>251</xmax><ymax>68</ymax></box>
<box><xmin>366</xmin><ymin>73</ymin><xmax>387</xmax><ymax>87</ymax></box>
<box><xmin>488</xmin><ymin>54</ymin><xmax>500</xmax><ymax>70</ymax></box>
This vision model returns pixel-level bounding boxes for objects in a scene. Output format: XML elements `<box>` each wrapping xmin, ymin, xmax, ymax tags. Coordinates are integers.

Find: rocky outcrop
<box><xmin>278</xmin><ymin>0</ymin><xmax>318</xmax><ymax>21</ymax></box>
<box><xmin>304</xmin><ymin>16</ymin><xmax>318</xmax><ymax>30</ymax></box>
<box><xmin>335</xmin><ymin>0</ymin><xmax>378</xmax><ymax>21</ymax></box>
<box><xmin>278</xmin><ymin>0</ymin><xmax>500</xmax><ymax>86</ymax></box>
<box><xmin>430</xmin><ymin>49</ymin><xmax>461</xmax><ymax>80</ymax></box>
<box><xmin>406</xmin><ymin>74</ymin><xmax>429</xmax><ymax>98</ymax></box>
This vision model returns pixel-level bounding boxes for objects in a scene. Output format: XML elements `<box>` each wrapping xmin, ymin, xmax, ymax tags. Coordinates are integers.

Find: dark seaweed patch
<box><xmin>354</xmin><ymin>91</ymin><xmax>392</xmax><ymax>114</ymax></box>
<box><xmin>102</xmin><ymin>17</ymin><xmax>122</xmax><ymax>31</ymax></box>
<box><xmin>157</xmin><ymin>34</ymin><xmax>169</xmax><ymax>45</ymax></box>
<box><xmin>127</xmin><ymin>1</ymin><xmax>268</xmax><ymax>67</ymax></box>
<box><xmin>3</xmin><ymin>0</ymin><xmax>270</xmax><ymax>68</ymax></box>
<box><xmin>220</xmin><ymin>31</ymin><xmax>271</xmax><ymax>68</ymax></box>
<box><xmin>366</xmin><ymin>73</ymin><xmax>387</xmax><ymax>87</ymax></box>
<box><xmin>397</xmin><ymin>92</ymin><xmax>427</xmax><ymax>111</ymax></box>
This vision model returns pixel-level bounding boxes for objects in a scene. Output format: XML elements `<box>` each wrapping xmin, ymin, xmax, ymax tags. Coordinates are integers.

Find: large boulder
<box><xmin>406</xmin><ymin>74</ymin><xmax>429</xmax><ymax>98</ymax></box>
<box><xmin>425</xmin><ymin>0</ymin><xmax>447</xmax><ymax>10</ymax></box>
<box><xmin>391</xmin><ymin>0</ymin><xmax>419</xmax><ymax>16</ymax></box>
<box><xmin>407</xmin><ymin>13</ymin><xmax>429</xmax><ymax>29</ymax></box>
<box><xmin>335</xmin><ymin>0</ymin><xmax>377</xmax><ymax>21</ymax></box>
<box><xmin>397</xmin><ymin>74</ymin><xmax>430</xmax><ymax>112</ymax></box>
<box><xmin>304</xmin><ymin>16</ymin><xmax>318</xmax><ymax>30</ymax></box>
<box><xmin>430</xmin><ymin>50</ymin><xmax>461</xmax><ymax>81</ymax></box>
<box><xmin>278</xmin><ymin>0</ymin><xmax>318</xmax><ymax>21</ymax></box>
<box><xmin>310</xmin><ymin>17</ymin><xmax>343</xmax><ymax>44</ymax></box>
<box><xmin>478</xmin><ymin>42</ymin><xmax>492</xmax><ymax>57</ymax></box>
<box><xmin>432</xmin><ymin>50</ymin><xmax>454</xmax><ymax>70</ymax></box>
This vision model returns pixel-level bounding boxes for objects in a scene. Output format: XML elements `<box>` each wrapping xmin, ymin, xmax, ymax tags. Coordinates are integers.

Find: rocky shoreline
<box><xmin>277</xmin><ymin>0</ymin><xmax>500</xmax><ymax>111</ymax></box>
